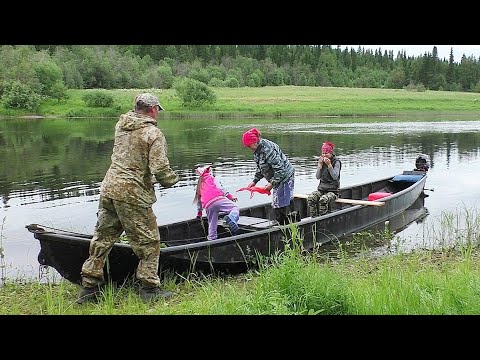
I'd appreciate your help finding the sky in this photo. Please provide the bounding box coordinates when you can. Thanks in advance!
[340,45,480,62]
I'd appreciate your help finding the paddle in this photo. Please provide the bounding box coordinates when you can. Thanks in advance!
[293,193,385,206]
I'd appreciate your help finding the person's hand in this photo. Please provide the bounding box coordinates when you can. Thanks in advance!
[246,182,256,189]
[324,157,331,167]
[231,197,238,202]
[265,183,273,192]
[196,211,202,219]
[318,157,324,166]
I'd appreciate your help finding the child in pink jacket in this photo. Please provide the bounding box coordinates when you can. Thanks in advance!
[194,165,240,240]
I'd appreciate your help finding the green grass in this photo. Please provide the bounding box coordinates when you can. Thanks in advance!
[2,246,480,315]
[2,208,480,315]
[1,86,480,118]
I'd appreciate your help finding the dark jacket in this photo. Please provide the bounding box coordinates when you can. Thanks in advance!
[316,156,341,192]
[252,138,295,187]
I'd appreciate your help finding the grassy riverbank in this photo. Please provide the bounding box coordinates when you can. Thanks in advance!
[1,86,480,119]
[2,215,480,315]
[2,245,480,315]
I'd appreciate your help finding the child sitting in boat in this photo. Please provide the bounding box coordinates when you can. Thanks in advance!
[194,165,239,240]
[307,141,342,217]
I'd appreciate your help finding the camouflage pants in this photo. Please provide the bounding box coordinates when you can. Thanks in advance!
[307,191,338,217]
[80,196,161,289]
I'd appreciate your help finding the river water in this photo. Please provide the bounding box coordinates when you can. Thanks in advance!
[2,115,480,281]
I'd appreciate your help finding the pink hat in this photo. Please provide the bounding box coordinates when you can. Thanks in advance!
[242,128,260,147]
[321,141,335,154]
[195,165,212,177]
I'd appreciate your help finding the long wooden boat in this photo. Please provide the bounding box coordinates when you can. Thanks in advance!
[26,170,427,285]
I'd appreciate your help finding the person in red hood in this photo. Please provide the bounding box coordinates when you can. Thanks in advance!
[194,165,239,240]
[77,93,179,304]
[307,141,342,217]
[242,128,296,225]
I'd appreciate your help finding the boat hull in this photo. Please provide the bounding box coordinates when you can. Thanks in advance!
[28,172,427,285]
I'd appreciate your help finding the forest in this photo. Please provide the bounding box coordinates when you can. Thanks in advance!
[0,45,479,110]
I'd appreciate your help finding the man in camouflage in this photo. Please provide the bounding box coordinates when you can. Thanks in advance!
[77,93,179,304]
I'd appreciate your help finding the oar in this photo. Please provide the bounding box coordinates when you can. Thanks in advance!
[335,198,385,206]
[293,193,385,206]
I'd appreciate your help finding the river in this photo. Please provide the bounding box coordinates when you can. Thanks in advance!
[1,115,480,282]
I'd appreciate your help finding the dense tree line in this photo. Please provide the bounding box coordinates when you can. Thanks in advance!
[1,45,479,108]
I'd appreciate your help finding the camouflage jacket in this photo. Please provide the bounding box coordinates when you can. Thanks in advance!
[252,138,295,187]
[101,111,179,207]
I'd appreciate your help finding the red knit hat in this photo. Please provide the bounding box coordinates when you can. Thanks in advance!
[321,141,335,154]
[242,128,260,147]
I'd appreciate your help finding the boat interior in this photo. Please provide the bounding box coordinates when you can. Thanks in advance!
[161,171,426,245]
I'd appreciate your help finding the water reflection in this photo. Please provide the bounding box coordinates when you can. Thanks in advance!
[317,193,430,260]
[1,116,480,280]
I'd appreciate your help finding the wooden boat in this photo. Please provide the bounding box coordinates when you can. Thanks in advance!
[26,170,427,285]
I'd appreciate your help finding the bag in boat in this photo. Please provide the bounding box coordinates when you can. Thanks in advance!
[391,174,423,183]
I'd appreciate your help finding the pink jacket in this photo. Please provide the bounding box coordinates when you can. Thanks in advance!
[196,168,234,210]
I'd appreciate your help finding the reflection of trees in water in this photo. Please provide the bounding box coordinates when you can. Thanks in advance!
[0,119,113,204]
[273,130,480,172]
[2,118,480,205]
[317,194,429,259]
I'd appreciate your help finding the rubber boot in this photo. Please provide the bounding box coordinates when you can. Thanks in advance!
[140,287,174,302]
[224,211,239,234]
[275,207,289,225]
[76,285,103,304]
[287,199,301,222]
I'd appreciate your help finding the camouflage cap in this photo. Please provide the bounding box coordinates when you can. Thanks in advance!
[135,93,164,111]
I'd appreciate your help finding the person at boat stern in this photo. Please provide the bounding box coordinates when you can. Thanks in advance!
[307,141,342,217]
[194,165,239,240]
[77,93,179,305]
[242,128,296,225]
[414,154,430,172]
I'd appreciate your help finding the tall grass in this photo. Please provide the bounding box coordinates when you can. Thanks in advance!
[405,203,480,252]
[2,207,480,314]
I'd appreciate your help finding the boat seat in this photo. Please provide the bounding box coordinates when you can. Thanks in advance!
[237,216,276,229]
